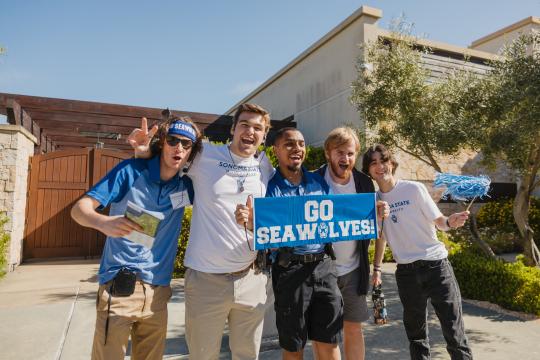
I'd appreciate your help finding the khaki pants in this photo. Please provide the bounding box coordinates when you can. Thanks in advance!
[185,267,269,360]
[91,281,172,360]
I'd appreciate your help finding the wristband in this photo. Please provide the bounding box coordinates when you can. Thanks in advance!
[373,268,382,273]
[446,217,452,229]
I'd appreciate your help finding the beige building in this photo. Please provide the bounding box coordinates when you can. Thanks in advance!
[470,16,540,54]
[226,5,538,194]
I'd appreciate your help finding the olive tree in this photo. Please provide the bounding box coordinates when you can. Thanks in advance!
[463,32,540,266]
[350,29,496,258]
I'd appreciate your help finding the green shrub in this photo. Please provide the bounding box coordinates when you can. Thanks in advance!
[303,146,326,171]
[446,222,521,254]
[450,247,540,315]
[477,197,540,246]
[479,228,520,254]
[173,207,192,278]
[0,212,10,278]
[368,240,394,263]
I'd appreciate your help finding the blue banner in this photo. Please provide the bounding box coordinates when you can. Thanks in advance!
[253,193,378,250]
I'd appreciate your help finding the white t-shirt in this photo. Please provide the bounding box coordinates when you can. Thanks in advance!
[184,143,274,273]
[324,168,360,276]
[377,180,447,264]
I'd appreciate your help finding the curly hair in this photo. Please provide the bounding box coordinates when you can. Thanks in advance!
[150,115,203,163]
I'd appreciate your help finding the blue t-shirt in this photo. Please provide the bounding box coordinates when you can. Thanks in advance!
[86,156,193,285]
[266,167,330,254]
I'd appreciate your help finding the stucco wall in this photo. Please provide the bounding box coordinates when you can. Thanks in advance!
[0,125,36,271]
[229,10,382,146]
[471,22,539,54]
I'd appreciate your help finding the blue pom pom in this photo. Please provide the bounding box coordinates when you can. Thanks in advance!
[434,173,491,201]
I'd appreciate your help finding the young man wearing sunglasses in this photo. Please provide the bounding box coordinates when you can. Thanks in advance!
[129,103,274,360]
[72,116,200,360]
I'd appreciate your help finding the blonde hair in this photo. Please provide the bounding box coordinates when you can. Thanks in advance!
[324,127,360,153]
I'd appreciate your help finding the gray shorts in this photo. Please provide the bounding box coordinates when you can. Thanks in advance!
[337,266,370,323]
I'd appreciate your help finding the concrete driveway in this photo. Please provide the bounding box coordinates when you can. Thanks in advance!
[0,259,538,359]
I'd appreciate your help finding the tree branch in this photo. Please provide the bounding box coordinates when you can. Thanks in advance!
[526,141,540,196]
[393,143,438,170]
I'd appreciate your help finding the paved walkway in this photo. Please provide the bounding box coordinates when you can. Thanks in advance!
[0,259,539,359]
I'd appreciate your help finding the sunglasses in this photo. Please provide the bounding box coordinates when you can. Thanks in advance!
[165,135,193,149]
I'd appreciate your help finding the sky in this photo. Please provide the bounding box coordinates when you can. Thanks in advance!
[1,0,538,117]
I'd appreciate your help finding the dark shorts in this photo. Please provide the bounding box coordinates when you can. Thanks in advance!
[272,256,343,352]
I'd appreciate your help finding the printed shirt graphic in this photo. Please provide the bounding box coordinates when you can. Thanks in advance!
[184,143,275,273]
[377,180,447,264]
[86,156,194,285]
[266,167,329,255]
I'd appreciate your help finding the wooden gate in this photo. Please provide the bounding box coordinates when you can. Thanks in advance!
[24,149,131,259]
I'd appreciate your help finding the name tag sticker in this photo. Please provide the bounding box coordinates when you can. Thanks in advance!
[170,190,190,210]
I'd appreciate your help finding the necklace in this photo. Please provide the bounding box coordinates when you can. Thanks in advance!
[228,145,254,193]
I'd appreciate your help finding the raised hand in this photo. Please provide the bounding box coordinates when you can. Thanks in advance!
[448,211,470,229]
[127,117,158,158]
[235,195,254,230]
[377,200,390,219]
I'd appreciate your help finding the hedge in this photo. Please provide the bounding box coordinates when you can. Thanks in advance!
[0,212,9,278]
[449,248,540,315]
[368,240,394,263]
[476,197,540,247]
[173,207,191,278]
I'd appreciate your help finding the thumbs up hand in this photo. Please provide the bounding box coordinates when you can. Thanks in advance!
[235,195,254,230]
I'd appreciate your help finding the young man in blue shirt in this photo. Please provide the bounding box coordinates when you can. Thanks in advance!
[129,104,274,359]
[237,127,342,360]
[71,116,201,360]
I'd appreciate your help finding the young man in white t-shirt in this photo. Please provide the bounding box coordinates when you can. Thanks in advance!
[315,127,388,360]
[363,144,473,360]
[129,104,274,360]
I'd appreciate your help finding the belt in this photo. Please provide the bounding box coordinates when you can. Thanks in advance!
[224,262,256,276]
[290,252,327,264]
[397,258,447,269]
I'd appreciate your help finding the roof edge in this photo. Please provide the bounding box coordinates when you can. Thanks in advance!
[470,16,540,48]
[378,29,501,62]
[225,6,382,114]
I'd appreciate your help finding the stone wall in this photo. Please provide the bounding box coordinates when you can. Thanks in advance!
[0,125,36,271]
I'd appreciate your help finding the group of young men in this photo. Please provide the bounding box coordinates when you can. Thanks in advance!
[71,102,473,360]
